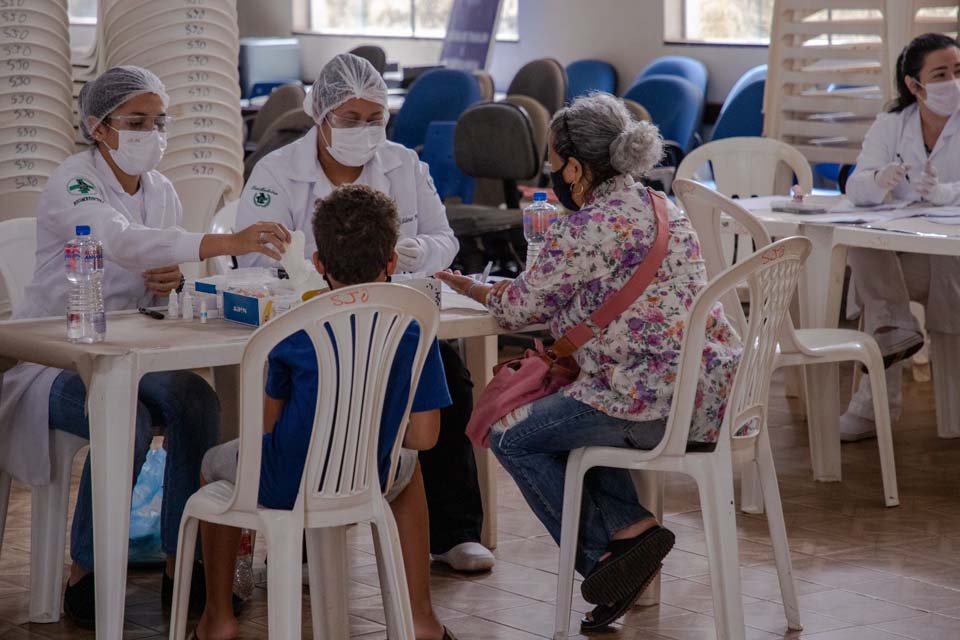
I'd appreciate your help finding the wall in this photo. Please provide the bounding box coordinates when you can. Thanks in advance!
[256,0,768,103]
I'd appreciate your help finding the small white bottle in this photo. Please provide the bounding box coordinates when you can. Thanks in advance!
[199,298,208,324]
[167,293,179,320]
[181,290,194,321]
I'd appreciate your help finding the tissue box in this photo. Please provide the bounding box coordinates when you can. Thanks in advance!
[223,290,299,327]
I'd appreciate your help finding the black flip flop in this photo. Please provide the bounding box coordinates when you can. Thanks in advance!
[580,525,675,606]
[580,564,662,633]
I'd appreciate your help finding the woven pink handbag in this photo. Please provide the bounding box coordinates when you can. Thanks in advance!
[466,188,671,447]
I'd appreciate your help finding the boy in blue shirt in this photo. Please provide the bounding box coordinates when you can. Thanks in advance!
[194,185,455,640]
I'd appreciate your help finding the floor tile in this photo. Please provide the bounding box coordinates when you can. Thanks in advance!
[796,589,924,625]
[845,576,960,612]
[875,613,960,640]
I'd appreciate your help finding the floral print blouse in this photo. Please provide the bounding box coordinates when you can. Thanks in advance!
[486,174,742,443]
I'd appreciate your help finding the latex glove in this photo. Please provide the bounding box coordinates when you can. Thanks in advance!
[873,162,908,191]
[395,237,426,272]
[916,160,949,205]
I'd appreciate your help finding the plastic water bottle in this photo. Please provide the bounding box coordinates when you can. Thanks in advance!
[65,225,105,343]
[233,529,255,601]
[522,192,559,267]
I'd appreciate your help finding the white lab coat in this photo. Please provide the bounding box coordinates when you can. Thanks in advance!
[236,127,459,272]
[847,103,960,205]
[0,149,204,485]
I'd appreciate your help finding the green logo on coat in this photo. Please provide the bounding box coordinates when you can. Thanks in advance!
[67,177,98,196]
[252,187,272,208]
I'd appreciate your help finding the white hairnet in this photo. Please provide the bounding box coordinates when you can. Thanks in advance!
[302,53,388,123]
[78,66,169,142]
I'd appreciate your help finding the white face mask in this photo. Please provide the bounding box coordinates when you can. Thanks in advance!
[108,128,166,175]
[323,122,386,167]
[917,78,960,117]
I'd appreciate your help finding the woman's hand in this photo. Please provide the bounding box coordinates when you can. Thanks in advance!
[489,279,512,299]
[231,221,292,261]
[434,270,492,305]
[143,265,182,295]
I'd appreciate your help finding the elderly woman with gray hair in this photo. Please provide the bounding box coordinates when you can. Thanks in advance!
[437,93,741,630]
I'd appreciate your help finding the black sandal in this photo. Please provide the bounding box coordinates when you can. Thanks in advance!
[580,524,675,605]
[580,564,662,633]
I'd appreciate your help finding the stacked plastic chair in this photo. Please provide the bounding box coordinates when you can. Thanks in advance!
[0,0,76,221]
[102,0,244,252]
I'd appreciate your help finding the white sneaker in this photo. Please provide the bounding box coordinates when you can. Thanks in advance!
[432,542,495,572]
[840,412,877,442]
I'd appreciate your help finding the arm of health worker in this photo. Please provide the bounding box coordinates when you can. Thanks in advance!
[407,157,459,273]
[42,171,290,270]
[846,113,905,206]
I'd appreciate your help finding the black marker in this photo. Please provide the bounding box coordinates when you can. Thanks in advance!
[896,154,910,182]
[139,307,165,320]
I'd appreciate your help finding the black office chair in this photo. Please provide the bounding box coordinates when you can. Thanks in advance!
[349,45,387,75]
[447,102,540,274]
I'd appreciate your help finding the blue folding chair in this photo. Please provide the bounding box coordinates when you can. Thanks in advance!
[636,55,708,98]
[623,74,703,152]
[711,65,767,140]
[420,122,474,203]
[565,59,618,102]
[390,69,481,151]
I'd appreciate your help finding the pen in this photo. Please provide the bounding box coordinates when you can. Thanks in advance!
[139,307,165,320]
[896,153,910,182]
[480,261,493,284]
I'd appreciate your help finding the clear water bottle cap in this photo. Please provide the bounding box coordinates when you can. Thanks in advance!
[533,192,547,202]
[75,225,91,236]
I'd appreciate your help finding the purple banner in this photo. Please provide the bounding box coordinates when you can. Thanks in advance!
[439,0,503,71]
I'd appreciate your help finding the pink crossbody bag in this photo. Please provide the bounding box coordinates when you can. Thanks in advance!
[466,188,671,448]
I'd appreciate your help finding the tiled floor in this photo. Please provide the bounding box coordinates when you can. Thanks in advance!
[1,364,959,639]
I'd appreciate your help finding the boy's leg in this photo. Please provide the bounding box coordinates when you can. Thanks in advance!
[389,457,446,640]
[195,519,242,640]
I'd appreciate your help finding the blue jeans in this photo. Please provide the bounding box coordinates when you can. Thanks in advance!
[49,370,220,571]
[489,393,665,576]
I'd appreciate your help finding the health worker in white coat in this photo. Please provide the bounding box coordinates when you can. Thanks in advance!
[842,33,960,441]
[236,53,496,574]
[235,53,458,273]
[0,66,289,629]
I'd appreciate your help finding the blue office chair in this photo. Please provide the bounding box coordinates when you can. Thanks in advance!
[420,122,474,203]
[623,74,703,152]
[636,55,708,98]
[390,69,481,151]
[565,59,618,102]
[711,65,767,140]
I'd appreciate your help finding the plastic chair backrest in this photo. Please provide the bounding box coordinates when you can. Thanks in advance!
[420,121,474,203]
[623,75,703,152]
[454,102,540,181]
[0,217,37,310]
[676,137,813,198]
[228,283,439,514]
[622,99,651,122]
[350,45,387,75]
[565,59,617,102]
[506,58,568,116]
[501,94,550,162]
[654,234,811,458]
[637,55,708,97]
[390,69,480,151]
[712,74,766,140]
[249,84,307,144]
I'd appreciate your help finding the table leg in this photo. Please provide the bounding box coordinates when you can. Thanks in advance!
[212,365,241,442]
[463,335,498,550]
[86,355,139,640]
[797,227,848,482]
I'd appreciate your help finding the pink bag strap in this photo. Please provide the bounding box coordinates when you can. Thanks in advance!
[552,187,670,358]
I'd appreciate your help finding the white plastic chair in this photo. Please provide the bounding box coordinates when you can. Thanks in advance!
[553,236,811,640]
[207,199,239,275]
[169,283,439,639]
[674,179,898,509]
[0,216,88,623]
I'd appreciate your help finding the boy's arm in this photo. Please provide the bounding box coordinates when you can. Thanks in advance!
[401,409,441,450]
[263,395,285,434]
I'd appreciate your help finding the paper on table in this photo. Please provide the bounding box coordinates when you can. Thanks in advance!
[440,288,488,312]
[828,198,911,214]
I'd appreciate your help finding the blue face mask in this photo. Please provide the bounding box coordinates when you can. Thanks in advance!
[550,158,580,211]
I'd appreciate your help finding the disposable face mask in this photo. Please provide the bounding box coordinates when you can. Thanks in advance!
[323,121,386,167]
[550,159,581,211]
[108,128,166,175]
[917,78,960,117]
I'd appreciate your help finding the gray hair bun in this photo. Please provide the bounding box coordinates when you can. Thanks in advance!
[610,119,664,176]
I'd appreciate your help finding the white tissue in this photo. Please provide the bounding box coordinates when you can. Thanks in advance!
[281,230,327,298]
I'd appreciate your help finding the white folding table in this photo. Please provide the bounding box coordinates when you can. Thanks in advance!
[735,196,960,483]
[0,292,519,639]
